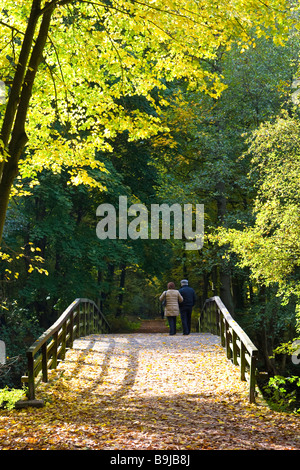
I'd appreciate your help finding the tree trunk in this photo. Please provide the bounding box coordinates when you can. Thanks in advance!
[216,181,234,315]
[232,275,245,310]
[0,0,41,152]
[261,327,277,376]
[116,264,126,317]
[0,1,55,244]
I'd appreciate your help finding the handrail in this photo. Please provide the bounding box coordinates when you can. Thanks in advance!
[199,296,258,403]
[22,298,110,401]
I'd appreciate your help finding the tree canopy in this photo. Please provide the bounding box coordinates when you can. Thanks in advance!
[1,0,300,411]
[0,0,296,241]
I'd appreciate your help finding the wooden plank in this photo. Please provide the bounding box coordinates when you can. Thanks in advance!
[249,352,258,403]
[220,314,225,347]
[27,352,35,400]
[41,343,48,383]
[245,351,251,367]
[69,311,74,347]
[232,330,238,365]
[240,342,246,381]
[47,357,54,369]
[225,323,231,359]
[52,331,58,369]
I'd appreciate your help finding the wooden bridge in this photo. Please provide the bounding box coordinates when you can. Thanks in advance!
[21,296,258,404]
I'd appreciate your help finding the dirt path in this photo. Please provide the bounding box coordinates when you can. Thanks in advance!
[136,318,169,333]
[0,332,299,450]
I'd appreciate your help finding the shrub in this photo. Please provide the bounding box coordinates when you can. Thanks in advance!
[0,386,26,410]
[263,375,300,413]
[0,301,43,388]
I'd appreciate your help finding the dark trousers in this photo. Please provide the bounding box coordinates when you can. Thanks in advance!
[167,316,177,335]
[180,307,193,335]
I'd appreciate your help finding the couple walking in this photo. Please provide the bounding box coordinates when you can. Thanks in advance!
[159,280,196,336]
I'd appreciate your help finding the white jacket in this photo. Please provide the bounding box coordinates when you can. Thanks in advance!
[159,289,183,317]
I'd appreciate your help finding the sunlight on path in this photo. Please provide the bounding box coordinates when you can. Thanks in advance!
[69,332,239,400]
[48,332,299,450]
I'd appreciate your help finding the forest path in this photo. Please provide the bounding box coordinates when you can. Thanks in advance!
[0,332,299,450]
[136,317,169,333]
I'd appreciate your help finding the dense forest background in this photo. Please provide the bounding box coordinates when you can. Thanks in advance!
[0,1,299,412]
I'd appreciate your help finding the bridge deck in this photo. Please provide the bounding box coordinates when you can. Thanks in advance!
[0,332,299,450]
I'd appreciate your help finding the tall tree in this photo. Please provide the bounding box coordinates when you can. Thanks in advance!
[149,33,297,312]
[0,0,294,242]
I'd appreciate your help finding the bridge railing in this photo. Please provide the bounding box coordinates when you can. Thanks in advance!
[199,296,258,403]
[22,298,110,401]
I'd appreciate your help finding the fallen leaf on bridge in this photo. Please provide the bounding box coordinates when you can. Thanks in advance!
[0,333,299,450]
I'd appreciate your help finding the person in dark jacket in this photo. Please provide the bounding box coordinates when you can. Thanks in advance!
[179,279,196,335]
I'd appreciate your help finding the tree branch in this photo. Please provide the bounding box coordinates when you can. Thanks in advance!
[0,20,25,37]
[91,4,125,90]
[9,3,56,156]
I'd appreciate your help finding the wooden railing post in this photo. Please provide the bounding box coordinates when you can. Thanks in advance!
[41,343,48,383]
[76,306,80,338]
[220,312,225,348]
[87,303,91,335]
[86,302,89,335]
[215,304,220,336]
[232,330,238,366]
[225,322,231,359]
[93,303,96,333]
[209,302,213,332]
[240,342,246,381]
[83,303,86,336]
[27,352,35,400]
[52,331,58,369]
[249,351,258,403]
[61,322,67,360]
[69,311,74,347]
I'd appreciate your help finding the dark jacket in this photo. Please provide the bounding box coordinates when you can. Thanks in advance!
[179,285,196,310]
